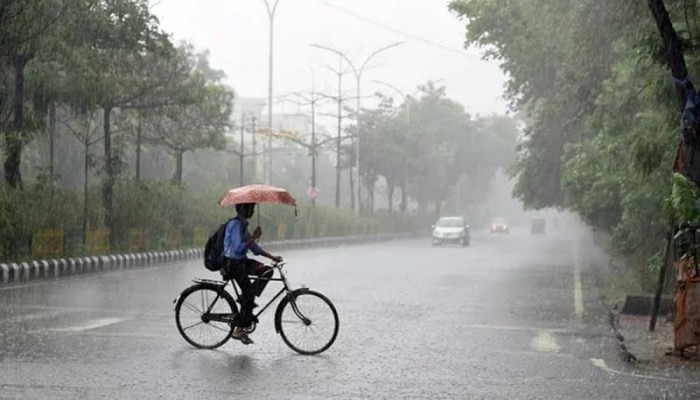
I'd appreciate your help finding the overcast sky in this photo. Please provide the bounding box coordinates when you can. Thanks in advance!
[151,0,508,119]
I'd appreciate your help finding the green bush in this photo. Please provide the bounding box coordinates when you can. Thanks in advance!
[0,179,423,262]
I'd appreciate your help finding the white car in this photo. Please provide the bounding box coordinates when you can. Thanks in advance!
[432,217,470,247]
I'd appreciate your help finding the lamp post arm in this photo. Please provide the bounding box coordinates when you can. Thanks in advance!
[357,41,405,78]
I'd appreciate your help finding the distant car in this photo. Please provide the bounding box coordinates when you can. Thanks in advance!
[432,216,470,247]
[490,217,509,234]
[531,218,546,235]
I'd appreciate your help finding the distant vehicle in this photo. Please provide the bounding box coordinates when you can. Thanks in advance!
[531,218,546,235]
[432,216,470,247]
[490,217,510,234]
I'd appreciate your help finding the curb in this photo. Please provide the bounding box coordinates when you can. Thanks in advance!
[606,306,638,364]
[0,249,204,286]
[0,232,425,286]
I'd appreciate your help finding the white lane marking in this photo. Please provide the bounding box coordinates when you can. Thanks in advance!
[531,330,560,353]
[0,309,75,325]
[463,324,571,333]
[490,348,573,359]
[47,317,127,332]
[573,243,583,320]
[590,358,683,383]
[1,304,170,318]
[591,358,609,371]
[74,331,169,339]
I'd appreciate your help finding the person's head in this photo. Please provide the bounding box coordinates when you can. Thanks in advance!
[235,203,256,219]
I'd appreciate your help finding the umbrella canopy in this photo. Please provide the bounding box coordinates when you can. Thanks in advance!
[218,184,297,208]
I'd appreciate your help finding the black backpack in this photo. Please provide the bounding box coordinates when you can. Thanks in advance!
[203,218,234,271]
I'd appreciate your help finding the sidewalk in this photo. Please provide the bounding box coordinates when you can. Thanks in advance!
[614,311,700,378]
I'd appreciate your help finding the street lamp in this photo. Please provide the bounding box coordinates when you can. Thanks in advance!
[263,0,281,184]
[311,41,404,214]
[372,79,444,124]
[372,80,412,124]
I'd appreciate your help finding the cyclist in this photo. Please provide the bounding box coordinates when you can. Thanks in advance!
[221,202,283,344]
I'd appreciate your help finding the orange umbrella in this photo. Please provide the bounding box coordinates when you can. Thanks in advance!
[218,184,297,208]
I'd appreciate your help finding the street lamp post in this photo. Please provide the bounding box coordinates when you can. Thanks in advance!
[311,41,404,214]
[240,113,246,186]
[251,115,257,181]
[373,79,444,125]
[372,80,411,124]
[323,56,352,209]
[264,0,281,184]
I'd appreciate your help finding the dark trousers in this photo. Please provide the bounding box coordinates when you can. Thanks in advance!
[223,258,273,327]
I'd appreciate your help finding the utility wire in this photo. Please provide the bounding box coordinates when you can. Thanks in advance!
[316,0,481,60]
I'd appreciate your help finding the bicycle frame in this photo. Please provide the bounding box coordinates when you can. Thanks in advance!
[197,261,311,325]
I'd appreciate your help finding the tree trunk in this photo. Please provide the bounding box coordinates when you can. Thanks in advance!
[387,179,395,214]
[349,167,355,211]
[83,138,90,247]
[647,0,700,187]
[49,102,56,180]
[4,55,27,188]
[135,113,142,182]
[367,178,375,213]
[172,150,184,185]
[399,176,407,213]
[648,0,689,97]
[102,106,113,230]
[335,158,341,208]
[418,197,427,214]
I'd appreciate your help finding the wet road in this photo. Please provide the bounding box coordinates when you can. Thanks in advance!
[1,228,699,399]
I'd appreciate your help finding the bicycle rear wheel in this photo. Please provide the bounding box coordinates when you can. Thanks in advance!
[175,284,236,349]
[277,290,339,355]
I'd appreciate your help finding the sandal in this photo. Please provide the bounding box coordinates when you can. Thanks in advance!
[231,328,254,345]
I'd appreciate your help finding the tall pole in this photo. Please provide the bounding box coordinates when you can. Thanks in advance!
[324,56,352,209]
[650,219,675,331]
[264,0,281,185]
[335,56,343,208]
[311,72,317,207]
[310,41,404,214]
[251,116,257,182]
[239,114,245,187]
[355,74,362,213]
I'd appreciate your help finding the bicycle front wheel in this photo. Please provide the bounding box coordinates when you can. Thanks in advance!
[175,284,235,349]
[277,290,339,355]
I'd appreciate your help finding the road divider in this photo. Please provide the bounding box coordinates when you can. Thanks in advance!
[0,232,425,286]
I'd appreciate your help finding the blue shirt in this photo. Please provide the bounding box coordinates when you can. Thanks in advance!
[223,217,263,260]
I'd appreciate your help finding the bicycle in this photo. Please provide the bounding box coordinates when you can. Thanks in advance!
[173,260,339,355]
